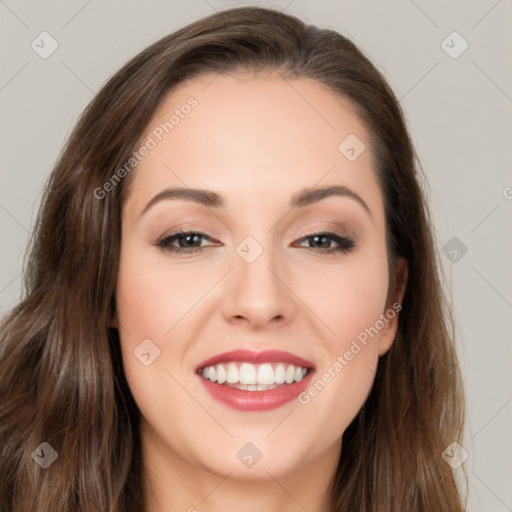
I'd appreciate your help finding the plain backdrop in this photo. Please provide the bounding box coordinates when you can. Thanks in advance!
[1,1,511,510]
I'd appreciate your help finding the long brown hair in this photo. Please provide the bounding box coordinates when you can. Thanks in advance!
[0,6,467,511]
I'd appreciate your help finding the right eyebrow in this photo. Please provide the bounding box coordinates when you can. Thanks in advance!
[140,188,223,218]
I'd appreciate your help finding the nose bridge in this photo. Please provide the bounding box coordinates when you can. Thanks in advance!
[222,234,293,327]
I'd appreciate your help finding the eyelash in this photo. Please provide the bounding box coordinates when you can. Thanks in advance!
[156,229,355,256]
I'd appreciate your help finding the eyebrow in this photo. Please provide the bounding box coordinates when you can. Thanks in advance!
[139,185,371,218]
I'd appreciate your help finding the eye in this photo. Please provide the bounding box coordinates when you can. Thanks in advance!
[156,229,219,255]
[155,229,355,256]
[294,231,355,255]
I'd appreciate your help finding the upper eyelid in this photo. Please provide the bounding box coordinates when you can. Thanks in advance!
[158,228,352,245]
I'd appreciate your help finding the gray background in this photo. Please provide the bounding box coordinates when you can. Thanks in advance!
[1,1,511,510]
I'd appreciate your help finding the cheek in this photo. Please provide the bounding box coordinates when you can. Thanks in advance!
[115,240,216,338]
[114,240,226,414]
[303,251,389,344]
[294,253,388,428]
[115,242,189,403]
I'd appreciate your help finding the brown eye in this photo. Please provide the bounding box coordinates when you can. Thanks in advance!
[295,232,355,254]
[157,230,217,254]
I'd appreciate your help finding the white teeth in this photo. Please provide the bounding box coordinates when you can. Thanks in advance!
[216,363,226,384]
[285,365,295,384]
[224,383,279,391]
[199,361,310,388]
[226,363,238,384]
[239,363,257,385]
[257,363,274,385]
[274,363,286,384]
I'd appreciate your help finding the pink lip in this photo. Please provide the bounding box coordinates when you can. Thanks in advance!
[195,349,316,412]
[195,349,316,372]
[197,372,314,411]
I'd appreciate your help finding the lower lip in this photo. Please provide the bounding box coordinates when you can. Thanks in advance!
[197,371,315,411]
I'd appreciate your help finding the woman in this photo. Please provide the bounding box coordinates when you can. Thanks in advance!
[0,6,467,511]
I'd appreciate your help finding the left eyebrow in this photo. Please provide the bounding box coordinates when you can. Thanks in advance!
[290,185,372,218]
[139,184,372,219]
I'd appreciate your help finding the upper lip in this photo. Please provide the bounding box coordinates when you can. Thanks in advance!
[195,349,316,372]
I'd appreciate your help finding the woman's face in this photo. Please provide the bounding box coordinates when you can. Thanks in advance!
[115,72,403,483]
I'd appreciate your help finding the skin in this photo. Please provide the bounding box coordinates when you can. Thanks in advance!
[114,71,407,512]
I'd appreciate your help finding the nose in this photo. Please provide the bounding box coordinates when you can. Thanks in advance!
[221,242,295,330]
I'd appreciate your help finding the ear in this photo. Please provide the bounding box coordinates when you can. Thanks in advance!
[378,258,408,356]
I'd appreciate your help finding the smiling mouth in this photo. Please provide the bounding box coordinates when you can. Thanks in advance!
[197,361,312,391]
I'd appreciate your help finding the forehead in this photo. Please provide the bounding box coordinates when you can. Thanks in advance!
[122,71,384,225]
[161,70,369,144]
